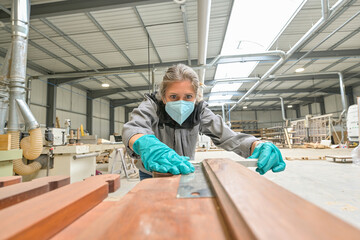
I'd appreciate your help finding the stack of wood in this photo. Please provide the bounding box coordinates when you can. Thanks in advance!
[96,150,113,164]
[0,174,120,239]
[302,142,330,149]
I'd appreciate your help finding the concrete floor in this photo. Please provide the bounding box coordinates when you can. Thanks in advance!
[98,148,360,230]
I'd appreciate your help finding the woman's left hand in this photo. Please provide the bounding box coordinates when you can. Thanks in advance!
[248,142,286,175]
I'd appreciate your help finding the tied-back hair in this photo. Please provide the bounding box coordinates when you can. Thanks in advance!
[156,64,203,103]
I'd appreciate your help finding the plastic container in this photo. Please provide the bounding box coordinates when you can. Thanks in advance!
[351,146,360,166]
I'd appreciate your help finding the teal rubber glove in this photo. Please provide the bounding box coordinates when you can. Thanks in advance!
[248,142,286,175]
[133,135,195,175]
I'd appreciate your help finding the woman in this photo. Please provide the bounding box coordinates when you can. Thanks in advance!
[122,64,285,180]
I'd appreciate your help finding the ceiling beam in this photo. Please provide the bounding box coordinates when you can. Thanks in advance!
[0,0,170,21]
[110,99,141,107]
[203,88,340,98]
[35,49,360,79]
[88,85,150,99]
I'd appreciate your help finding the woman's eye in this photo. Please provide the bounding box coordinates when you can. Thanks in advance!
[169,95,177,100]
[186,95,193,99]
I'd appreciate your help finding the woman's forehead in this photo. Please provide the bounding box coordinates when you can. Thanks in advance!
[166,79,195,93]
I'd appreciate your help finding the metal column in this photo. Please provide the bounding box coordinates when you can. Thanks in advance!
[110,103,114,135]
[46,79,57,128]
[86,92,93,135]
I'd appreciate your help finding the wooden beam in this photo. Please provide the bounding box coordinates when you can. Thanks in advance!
[0,176,22,188]
[0,134,11,150]
[0,174,119,240]
[0,176,70,210]
[202,158,360,239]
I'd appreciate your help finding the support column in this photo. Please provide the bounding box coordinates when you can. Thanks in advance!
[308,103,312,115]
[295,104,301,118]
[124,107,131,123]
[86,92,93,135]
[46,79,57,128]
[110,101,114,135]
[319,97,326,115]
[346,86,354,106]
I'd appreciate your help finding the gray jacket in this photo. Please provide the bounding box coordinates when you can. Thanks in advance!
[122,95,258,174]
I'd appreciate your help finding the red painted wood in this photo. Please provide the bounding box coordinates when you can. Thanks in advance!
[0,176,70,210]
[0,174,119,240]
[52,176,230,240]
[0,176,22,187]
[203,158,360,240]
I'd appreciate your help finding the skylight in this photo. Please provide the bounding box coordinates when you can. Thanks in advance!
[211,0,305,100]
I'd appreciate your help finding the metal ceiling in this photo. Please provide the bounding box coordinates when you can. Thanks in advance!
[0,0,358,110]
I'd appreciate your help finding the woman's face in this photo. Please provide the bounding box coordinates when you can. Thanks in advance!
[163,79,196,103]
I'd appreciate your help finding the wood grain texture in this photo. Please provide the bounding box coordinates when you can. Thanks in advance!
[203,158,360,240]
[0,134,11,150]
[0,176,22,187]
[52,176,231,240]
[84,174,120,193]
[0,176,70,210]
[0,175,114,240]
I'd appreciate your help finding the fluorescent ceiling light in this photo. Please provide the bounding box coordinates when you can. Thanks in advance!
[101,82,110,88]
[295,67,305,73]
[214,0,304,100]
[287,105,293,108]
[243,106,248,109]
[209,95,233,101]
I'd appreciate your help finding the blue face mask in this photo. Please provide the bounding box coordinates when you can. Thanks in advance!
[165,100,195,125]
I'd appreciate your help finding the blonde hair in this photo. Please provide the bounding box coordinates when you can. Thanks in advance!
[156,64,203,102]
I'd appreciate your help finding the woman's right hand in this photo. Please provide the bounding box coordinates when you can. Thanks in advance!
[132,135,195,175]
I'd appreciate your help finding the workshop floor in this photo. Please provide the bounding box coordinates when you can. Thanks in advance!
[97,148,360,230]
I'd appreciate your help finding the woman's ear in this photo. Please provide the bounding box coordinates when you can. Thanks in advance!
[162,97,166,105]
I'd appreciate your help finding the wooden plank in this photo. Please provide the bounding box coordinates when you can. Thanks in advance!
[84,174,120,193]
[203,158,360,240]
[52,176,230,240]
[0,174,119,240]
[0,176,70,210]
[0,176,22,187]
[0,134,11,150]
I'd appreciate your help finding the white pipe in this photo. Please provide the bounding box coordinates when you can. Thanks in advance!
[16,99,39,130]
[198,0,211,86]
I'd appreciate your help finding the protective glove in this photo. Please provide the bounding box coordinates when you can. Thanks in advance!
[248,142,286,175]
[133,135,195,175]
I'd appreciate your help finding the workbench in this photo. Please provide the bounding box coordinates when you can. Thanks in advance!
[1,158,359,239]
[0,149,22,177]
[23,144,124,183]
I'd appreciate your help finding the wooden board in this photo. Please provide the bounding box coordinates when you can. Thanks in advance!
[203,158,360,240]
[0,174,119,240]
[52,176,230,240]
[0,134,11,150]
[0,176,22,187]
[0,176,70,210]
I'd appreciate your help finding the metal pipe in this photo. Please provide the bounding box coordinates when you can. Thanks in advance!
[152,68,156,93]
[198,0,212,86]
[209,50,286,66]
[228,0,351,114]
[279,97,287,122]
[222,104,225,122]
[214,77,260,84]
[15,99,39,130]
[73,152,99,160]
[26,76,32,105]
[180,4,191,66]
[338,72,347,119]
[8,0,30,132]
[321,0,330,19]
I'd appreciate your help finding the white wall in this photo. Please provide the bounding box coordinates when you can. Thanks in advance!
[353,86,360,104]
[324,94,348,118]
[114,107,125,135]
[56,85,87,132]
[29,79,47,126]
[93,98,110,139]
